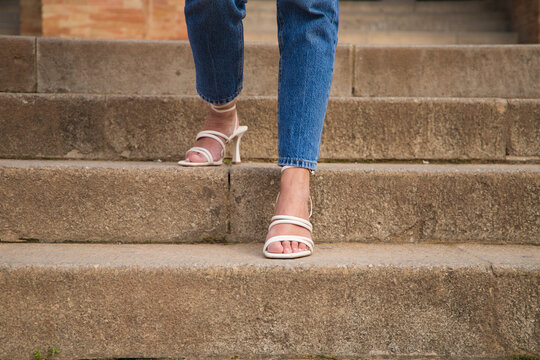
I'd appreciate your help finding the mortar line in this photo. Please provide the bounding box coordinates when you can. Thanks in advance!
[34,36,38,93]
[226,166,232,236]
[455,244,496,276]
[504,98,511,157]
[350,43,356,96]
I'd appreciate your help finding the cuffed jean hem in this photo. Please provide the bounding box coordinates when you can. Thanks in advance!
[277,158,317,173]
[197,85,243,105]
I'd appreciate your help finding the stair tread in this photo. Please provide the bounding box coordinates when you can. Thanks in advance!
[1,242,539,270]
[1,158,539,171]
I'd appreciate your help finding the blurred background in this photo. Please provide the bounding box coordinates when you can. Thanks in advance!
[0,0,538,44]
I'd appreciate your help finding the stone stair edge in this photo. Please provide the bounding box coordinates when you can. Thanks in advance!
[5,91,540,100]
[1,158,540,170]
[1,242,539,270]
[4,34,539,47]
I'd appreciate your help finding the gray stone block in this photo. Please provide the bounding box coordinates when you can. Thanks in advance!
[0,160,228,243]
[353,45,540,98]
[0,35,36,92]
[0,242,538,359]
[0,94,512,161]
[229,163,540,244]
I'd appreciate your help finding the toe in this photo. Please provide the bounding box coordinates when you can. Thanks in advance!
[267,241,284,253]
[282,241,292,254]
[298,243,308,251]
[186,152,206,163]
[291,241,299,253]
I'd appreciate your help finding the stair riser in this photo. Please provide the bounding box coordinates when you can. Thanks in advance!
[245,15,509,32]
[248,31,519,45]
[0,36,353,96]
[0,162,229,244]
[353,45,540,98]
[250,1,489,13]
[1,94,538,161]
[231,164,540,245]
[0,243,538,359]
[2,36,539,98]
[1,161,538,245]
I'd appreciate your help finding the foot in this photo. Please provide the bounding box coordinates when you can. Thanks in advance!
[184,99,238,163]
[265,167,312,254]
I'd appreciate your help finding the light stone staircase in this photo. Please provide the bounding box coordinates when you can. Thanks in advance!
[0,35,539,359]
[244,0,519,44]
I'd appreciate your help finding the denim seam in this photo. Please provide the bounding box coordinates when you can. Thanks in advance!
[278,157,318,164]
[238,12,244,94]
[197,84,243,105]
[277,158,317,171]
[276,0,284,159]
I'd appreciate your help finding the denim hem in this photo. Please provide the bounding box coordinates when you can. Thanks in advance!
[197,85,243,105]
[277,158,317,172]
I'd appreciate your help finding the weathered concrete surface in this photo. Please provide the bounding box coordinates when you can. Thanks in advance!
[0,243,538,359]
[230,163,540,245]
[0,160,228,243]
[248,30,519,45]
[2,160,537,245]
[353,45,540,98]
[506,99,540,157]
[0,94,519,161]
[36,37,352,96]
[246,13,509,32]
[36,37,197,95]
[0,35,35,92]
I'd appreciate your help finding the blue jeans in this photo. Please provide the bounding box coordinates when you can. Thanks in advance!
[184,0,339,171]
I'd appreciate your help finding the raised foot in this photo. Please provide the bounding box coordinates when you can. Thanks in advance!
[184,99,238,164]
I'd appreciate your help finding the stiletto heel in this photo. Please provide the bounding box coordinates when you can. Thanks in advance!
[178,103,248,166]
[231,131,245,164]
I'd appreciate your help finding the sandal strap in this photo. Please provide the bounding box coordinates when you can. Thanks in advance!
[196,130,228,148]
[264,235,314,252]
[269,215,313,232]
[210,103,236,113]
[185,146,213,164]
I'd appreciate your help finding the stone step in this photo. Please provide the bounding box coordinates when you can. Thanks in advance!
[244,12,510,32]
[0,242,538,359]
[250,0,490,14]
[1,94,538,161]
[246,30,519,44]
[2,36,538,98]
[0,160,538,245]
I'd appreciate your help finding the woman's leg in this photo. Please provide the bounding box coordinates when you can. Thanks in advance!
[183,0,247,163]
[266,0,339,254]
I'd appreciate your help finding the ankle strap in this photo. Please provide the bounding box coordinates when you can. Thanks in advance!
[210,103,236,113]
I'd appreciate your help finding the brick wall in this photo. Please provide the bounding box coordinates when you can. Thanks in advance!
[41,0,188,40]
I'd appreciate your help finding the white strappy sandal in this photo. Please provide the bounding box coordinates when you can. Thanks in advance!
[263,165,314,259]
[178,102,248,166]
